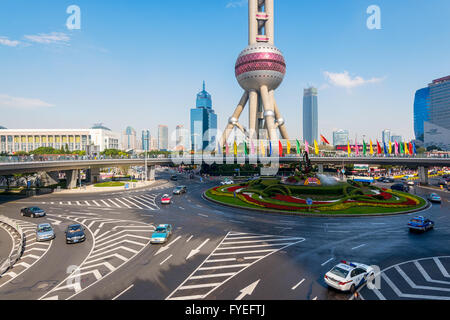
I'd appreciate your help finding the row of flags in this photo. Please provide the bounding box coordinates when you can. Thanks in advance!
[223,134,417,156]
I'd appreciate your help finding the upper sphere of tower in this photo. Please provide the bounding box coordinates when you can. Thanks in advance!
[235,43,286,92]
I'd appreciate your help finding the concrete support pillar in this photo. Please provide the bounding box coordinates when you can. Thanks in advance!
[90,168,101,184]
[38,171,59,187]
[418,166,429,185]
[147,166,156,181]
[318,164,324,174]
[65,170,79,189]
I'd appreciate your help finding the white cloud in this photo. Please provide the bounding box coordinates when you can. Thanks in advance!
[323,71,385,89]
[226,0,247,8]
[24,32,70,44]
[0,36,20,47]
[0,94,54,109]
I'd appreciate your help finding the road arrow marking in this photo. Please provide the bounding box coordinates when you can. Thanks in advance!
[186,239,210,260]
[235,280,260,300]
[155,236,181,256]
[47,218,62,226]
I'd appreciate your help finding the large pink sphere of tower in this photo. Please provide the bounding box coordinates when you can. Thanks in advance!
[235,43,286,92]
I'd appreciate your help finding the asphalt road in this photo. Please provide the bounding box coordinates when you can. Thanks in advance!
[0,170,448,300]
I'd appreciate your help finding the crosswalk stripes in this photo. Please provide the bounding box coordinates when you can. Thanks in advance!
[39,214,155,300]
[360,256,450,300]
[39,193,160,211]
[166,232,305,300]
[0,220,52,288]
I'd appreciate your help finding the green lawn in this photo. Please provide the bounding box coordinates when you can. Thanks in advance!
[94,181,126,188]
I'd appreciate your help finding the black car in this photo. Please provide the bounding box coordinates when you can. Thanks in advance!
[385,178,395,183]
[170,175,178,181]
[391,183,409,192]
[20,207,46,218]
[377,177,386,183]
[65,224,86,244]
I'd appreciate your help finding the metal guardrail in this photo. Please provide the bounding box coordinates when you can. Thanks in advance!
[0,216,24,276]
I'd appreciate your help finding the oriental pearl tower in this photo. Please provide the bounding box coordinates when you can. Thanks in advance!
[220,0,289,150]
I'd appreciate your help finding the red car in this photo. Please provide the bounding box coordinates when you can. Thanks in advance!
[161,194,172,205]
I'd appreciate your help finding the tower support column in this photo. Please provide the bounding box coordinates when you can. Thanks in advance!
[418,166,429,185]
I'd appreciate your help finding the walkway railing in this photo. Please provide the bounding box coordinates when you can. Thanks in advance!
[0,216,24,276]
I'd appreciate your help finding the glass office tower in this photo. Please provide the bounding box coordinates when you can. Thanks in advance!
[190,82,218,152]
[333,129,349,146]
[414,87,430,142]
[158,125,169,151]
[414,75,450,150]
[303,87,318,144]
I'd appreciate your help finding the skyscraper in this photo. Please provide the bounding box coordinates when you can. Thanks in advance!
[175,125,188,152]
[303,87,318,144]
[190,82,218,152]
[141,130,150,152]
[382,129,391,145]
[414,87,430,142]
[122,126,137,151]
[414,75,450,150]
[333,129,349,146]
[158,125,169,151]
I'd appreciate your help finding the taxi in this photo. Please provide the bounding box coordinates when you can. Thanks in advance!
[150,224,173,244]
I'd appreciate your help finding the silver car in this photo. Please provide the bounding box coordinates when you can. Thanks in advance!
[36,223,55,242]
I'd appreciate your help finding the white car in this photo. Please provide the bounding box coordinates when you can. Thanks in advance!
[324,261,375,293]
[221,179,234,185]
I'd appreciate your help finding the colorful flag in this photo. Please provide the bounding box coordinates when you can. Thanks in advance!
[233,141,237,156]
[250,140,255,155]
[363,140,367,156]
[260,140,265,156]
[287,140,291,155]
[279,140,283,157]
[347,141,351,156]
[399,141,404,154]
[412,142,417,155]
[370,140,374,155]
[409,142,413,155]
[296,140,301,155]
[314,140,319,155]
[225,142,229,155]
[269,141,272,156]
[389,140,392,155]
[395,141,399,155]
[377,140,382,155]
[355,140,359,156]
[320,134,330,145]
[244,141,248,155]
[305,140,309,154]
[383,142,388,155]
[404,142,409,155]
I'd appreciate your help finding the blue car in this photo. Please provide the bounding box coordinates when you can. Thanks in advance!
[408,216,434,232]
[150,224,173,244]
[428,193,442,204]
[36,223,55,242]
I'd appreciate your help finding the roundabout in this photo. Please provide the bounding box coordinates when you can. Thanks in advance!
[205,177,427,217]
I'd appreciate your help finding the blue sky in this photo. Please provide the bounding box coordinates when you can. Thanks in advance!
[1,0,449,143]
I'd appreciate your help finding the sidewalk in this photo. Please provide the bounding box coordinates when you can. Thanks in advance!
[56,180,159,194]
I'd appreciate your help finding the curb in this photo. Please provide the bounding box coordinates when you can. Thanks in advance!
[202,192,430,218]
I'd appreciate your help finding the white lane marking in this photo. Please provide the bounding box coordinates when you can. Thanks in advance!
[186,239,210,260]
[321,258,334,267]
[312,296,318,300]
[114,198,132,208]
[84,201,91,206]
[351,244,367,250]
[155,236,182,256]
[121,198,142,209]
[160,254,173,266]
[292,278,305,290]
[395,265,450,292]
[198,264,251,271]
[100,200,111,208]
[414,261,450,285]
[212,249,277,256]
[107,199,122,208]
[198,214,209,218]
[190,272,237,280]
[186,235,193,242]
[180,283,223,290]
[434,257,450,278]
[179,207,185,210]
[382,273,450,300]
[235,280,260,301]
[112,284,134,300]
